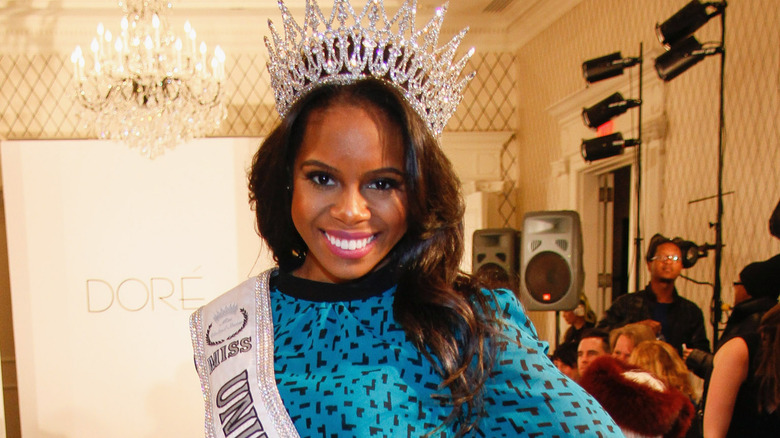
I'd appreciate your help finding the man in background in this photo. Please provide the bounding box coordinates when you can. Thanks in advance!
[598,233,710,354]
[577,328,610,377]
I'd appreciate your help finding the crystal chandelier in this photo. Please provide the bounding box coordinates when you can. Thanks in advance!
[71,0,227,159]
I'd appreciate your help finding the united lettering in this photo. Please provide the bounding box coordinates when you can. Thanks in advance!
[216,370,266,438]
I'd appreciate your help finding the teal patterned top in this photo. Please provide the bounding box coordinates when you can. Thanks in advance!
[270,267,622,437]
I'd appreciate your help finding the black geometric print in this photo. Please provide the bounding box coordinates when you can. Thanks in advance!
[270,283,622,437]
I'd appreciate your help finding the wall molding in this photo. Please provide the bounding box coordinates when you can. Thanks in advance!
[440,131,515,195]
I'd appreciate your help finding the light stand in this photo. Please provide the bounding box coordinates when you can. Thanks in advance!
[712,9,726,348]
[635,43,644,293]
[655,0,727,350]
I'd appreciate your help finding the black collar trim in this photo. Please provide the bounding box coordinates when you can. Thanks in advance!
[274,264,399,302]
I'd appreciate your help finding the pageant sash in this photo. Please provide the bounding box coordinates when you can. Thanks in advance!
[190,269,299,438]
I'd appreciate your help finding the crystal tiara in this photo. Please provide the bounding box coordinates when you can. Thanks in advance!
[265,0,476,138]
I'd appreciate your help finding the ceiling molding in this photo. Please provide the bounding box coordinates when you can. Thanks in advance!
[0,0,575,54]
[505,0,582,50]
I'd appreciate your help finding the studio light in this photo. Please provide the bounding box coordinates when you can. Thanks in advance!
[582,92,642,129]
[581,133,640,162]
[582,52,640,84]
[656,0,727,49]
[654,36,723,82]
[673,238,715,268]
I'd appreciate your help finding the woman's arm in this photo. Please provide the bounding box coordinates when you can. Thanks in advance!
[480,289,624,436]
[703,337,749,438]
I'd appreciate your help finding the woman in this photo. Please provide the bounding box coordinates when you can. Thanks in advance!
[190,1,622,436]
[704,303,780,437]
[630,340,696,403]
[580,355,694,438]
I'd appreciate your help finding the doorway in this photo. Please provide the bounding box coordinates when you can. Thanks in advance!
[596,165,633,312]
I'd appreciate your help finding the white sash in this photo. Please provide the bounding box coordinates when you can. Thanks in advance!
[190,269,299,438]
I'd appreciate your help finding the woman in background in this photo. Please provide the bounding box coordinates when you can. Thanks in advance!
[630,340,697,403]
[580,354,694,438]
[704,303,780,437]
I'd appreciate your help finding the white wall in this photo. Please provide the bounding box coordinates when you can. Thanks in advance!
[1,138,273,437]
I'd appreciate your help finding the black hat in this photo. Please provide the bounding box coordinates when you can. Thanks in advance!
[645,233,680,262]
[739,254,780,300]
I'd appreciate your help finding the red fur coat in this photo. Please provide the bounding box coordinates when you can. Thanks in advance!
[579,356,694,438]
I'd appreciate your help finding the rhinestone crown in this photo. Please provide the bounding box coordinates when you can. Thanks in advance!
[265,0,475,137]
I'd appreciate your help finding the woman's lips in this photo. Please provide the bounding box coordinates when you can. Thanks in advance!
[323,231,377,258]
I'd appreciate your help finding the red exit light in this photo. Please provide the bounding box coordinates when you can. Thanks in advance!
[597,120,615,137]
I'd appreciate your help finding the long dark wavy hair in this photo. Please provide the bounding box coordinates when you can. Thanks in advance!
[248,78,501,435]
[756,303,780,413]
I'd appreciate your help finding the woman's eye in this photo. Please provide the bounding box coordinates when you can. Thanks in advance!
[307,172,335,187]
[368,178,401,191]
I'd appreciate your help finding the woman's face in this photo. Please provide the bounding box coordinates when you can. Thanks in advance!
[290,102,408,283]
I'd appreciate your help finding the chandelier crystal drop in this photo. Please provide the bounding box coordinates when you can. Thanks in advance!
[71,0,227,159]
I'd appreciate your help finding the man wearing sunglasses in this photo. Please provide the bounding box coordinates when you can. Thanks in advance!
[597,233,710,355]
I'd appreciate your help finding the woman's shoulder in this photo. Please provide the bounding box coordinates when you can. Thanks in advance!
[480,287,539,338]
[713,336,750,377]
[716,336,749,358]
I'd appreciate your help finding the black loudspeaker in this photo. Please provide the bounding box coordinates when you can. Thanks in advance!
[520,211,583,311]
[472,228,521,290]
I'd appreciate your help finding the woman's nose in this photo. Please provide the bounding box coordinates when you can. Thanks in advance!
[332,186,370,223]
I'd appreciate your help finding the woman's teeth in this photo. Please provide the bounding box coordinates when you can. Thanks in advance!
[326,234,374,250]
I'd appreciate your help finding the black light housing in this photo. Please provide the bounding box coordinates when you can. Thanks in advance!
[656,0,727,49]
[582,92,642,129]
[582,52,641,84]
[654,36,723,82]
[672,238,716,268]
[581,133,640,162]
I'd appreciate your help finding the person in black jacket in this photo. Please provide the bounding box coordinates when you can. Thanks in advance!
[597,233,710,354]
[684,254,780,379]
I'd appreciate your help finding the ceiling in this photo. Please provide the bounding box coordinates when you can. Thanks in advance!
[0,0,581,54]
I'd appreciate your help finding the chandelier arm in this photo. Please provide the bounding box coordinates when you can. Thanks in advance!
[71,0,227,158]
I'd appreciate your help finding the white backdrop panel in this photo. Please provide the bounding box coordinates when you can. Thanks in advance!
[1,138,273,438]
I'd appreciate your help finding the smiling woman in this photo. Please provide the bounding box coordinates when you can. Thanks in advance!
[188,1,623,437]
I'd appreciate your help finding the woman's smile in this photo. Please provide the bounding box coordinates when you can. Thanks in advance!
[323,231,376,257]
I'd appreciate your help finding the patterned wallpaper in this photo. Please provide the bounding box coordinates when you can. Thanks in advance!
[0,51,516,138]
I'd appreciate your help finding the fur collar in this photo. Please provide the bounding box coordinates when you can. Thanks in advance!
[579,356,694,438]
